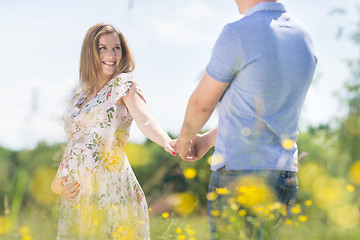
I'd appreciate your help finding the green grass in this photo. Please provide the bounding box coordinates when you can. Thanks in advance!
[150,214,209,239]
[1,206,360,240]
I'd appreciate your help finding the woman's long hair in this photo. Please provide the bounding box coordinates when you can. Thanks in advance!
[79,23,135,96]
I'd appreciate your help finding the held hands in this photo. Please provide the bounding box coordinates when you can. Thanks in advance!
[172,134,211,161]
[163,140,177,156]
[51,177,81,202]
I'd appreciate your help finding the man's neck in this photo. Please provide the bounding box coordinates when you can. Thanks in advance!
[237,0,277,14]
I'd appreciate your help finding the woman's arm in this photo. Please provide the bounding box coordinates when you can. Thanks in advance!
[121,85,175,155]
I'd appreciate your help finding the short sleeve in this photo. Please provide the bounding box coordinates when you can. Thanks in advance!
[206,24,244,83]
[111,73,146,105]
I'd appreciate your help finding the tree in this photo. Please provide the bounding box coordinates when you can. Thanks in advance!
[337,8,360,165]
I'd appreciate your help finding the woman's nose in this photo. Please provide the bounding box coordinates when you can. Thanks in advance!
[105,50,116,58]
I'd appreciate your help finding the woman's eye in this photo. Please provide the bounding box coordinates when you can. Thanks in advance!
[114,46,121,50]
[99,47,106,50]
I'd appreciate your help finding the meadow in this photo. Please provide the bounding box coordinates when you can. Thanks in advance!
[1,121,360,240]
[1,12,360,239]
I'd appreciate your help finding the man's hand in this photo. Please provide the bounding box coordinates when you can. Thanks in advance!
[173,138,198,161]
[174,128,217,161]
[188,133,212,161]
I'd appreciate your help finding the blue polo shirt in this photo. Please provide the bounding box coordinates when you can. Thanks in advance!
[206,2,317,171]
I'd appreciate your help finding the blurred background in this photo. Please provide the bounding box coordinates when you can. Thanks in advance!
[1,0,360,239]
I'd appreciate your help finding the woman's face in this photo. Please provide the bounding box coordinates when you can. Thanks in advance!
[98,32,122,79]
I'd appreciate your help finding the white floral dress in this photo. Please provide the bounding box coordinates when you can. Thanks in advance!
[56,73,150,240]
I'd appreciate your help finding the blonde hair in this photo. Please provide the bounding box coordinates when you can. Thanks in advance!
[79,23,135,96]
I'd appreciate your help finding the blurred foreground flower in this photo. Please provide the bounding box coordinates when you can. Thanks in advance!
[329,204,359,229]
[348,160,360,186]
[0,216,12,234]
[112,224,136,240]
[235,175,277,210]
[126,143,150,167]
[168,192,199,215]
[298,162,326,192]
[206,192,218,201]
[282,139,295,150]
[78,204,102,237]
[291,204,302,214]
[312,175,353,210]
[208,154,224,166]
[216,188,229,195]
[298,215,308,222]
[183,168,197,179]
[29,167,58,205]
[19,226,32,240]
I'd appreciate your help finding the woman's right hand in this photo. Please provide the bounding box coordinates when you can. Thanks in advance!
[51,177,81,202]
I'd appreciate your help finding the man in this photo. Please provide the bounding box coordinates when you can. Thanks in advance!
[174,0,317,239]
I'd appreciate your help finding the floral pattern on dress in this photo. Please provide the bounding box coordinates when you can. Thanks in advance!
[56,73,150,240]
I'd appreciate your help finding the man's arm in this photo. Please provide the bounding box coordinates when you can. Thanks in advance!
[175,72,229,160]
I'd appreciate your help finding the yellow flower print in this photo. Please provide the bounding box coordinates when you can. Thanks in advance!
[99,147,125,172]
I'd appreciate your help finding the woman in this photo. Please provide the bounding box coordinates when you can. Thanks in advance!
[51,23,175,239]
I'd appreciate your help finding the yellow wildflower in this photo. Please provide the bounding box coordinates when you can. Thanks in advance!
[206,192,218,201]
[239,209,247,216]
[230,203,239,211]
[216,188,229,195]
[183,168,197,179]
[298,215,308,222]
[0,216,12,234]
[285,219,292,225]
[346,184,355,192]
[349,161,360,186]
[19,226,30,236]
[178,234,186,240]
[291,204,301,214]
[234,175,276,209]
[170,192,198,215]
[210,210,221,217]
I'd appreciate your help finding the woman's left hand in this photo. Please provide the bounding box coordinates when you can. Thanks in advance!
[51,177,81,202]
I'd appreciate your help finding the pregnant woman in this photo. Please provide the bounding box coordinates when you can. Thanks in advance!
[51,23,175,239]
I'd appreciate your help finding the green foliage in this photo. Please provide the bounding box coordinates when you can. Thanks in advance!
[131,137,213,208]
[0,142,64,221]
[298,125,351,177]
[337,9,360,164]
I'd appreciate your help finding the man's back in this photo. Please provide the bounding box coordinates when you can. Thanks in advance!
[206,2,317,171]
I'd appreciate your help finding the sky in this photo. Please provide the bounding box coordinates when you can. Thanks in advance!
[0,0,359,150]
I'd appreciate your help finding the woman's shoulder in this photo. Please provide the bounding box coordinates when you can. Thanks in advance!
[113,72,134,83]
[69,88,83,101]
